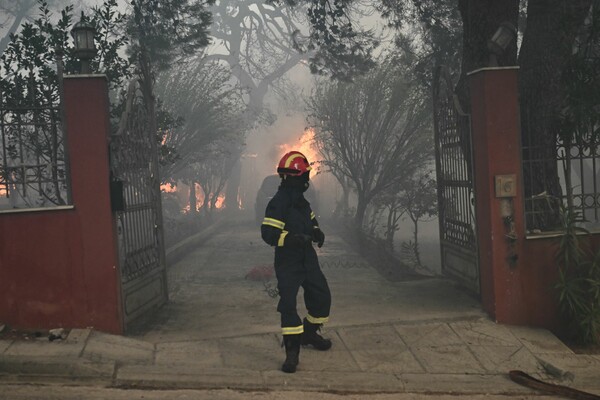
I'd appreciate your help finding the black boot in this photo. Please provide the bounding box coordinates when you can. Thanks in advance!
[281,334,301,373]
[301,318,332,351]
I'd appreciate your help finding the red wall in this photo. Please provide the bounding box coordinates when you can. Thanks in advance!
[0,76,123,334]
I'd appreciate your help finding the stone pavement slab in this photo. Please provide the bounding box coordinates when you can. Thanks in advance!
[337,325,423,373]
[450,319,521,347]
[83,331,154,364]
[468,345,539,374]
[508,325,574,354]
[155,340,223,367]
[410,344,485,374]
[219,334,281,370]
[394,322,463,347]
[298,336,360,372]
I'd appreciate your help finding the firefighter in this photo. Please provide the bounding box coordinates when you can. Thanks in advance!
[261,150,332,373]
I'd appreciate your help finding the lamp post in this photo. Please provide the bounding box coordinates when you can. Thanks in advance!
[487,22,517,67]
[71,14,97,74]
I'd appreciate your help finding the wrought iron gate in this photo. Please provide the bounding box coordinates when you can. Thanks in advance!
[111,81,168,328]
[433,66,480,295]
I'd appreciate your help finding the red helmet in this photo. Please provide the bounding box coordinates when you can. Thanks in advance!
[277,151,312,176]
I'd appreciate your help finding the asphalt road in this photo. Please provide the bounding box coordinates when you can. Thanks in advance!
[0,384,553,400]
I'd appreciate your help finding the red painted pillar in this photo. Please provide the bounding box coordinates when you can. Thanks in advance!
[63,75,123,334]
[469,67,527,324]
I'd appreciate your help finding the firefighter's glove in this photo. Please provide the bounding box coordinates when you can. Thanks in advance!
[285,233,312,248]
[312,228,325,248]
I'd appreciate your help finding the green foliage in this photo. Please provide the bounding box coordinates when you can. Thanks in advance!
[0,1,74,106]
[90,0,132,93]
[555,4,600,146]
[128,0,214,74]
[156,99,184,168]
[398,172,438,223]
[378,0,462,86]
[303,0,377,80]
[400,240,419,267]
[379,171,437,264]
[271,0,377,80]
[0,0,130,107]
[555,204,600,345]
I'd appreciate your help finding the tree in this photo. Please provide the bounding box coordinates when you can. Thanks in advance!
[379,0,463,86]
[207,0,317,209]
[274,0,377,80]
[397,173,437,267]
[126,0,214,184]
[0,1,128,207]
[155,59,245,213]
[308,59,432,227]
[208,0,309,120]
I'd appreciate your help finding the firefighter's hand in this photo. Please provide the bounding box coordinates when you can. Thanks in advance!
[285,233,312,247]
[312,228,325,248]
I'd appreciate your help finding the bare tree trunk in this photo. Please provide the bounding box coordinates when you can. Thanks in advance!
[410,214,422,267]
[355,194,368,228]
[225,159,241,211]
[188,181,197,213]
[333,179,350,218]
[385,207,396,251]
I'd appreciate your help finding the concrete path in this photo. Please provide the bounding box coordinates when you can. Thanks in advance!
[1,218,599,396]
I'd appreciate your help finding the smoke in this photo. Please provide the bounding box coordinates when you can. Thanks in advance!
[241,113,312,207]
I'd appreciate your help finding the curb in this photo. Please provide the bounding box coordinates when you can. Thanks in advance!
[0,356,115,385]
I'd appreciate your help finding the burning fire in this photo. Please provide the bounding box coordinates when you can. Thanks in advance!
[165,181,229,212]
[161,183,177,193]
[279,128,320,167]
[214,194,225,209]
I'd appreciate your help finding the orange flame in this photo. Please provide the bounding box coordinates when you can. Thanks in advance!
[214,194,226,209]
[162,182,230,212]
[161,183,177,193]
[279,128,319,168]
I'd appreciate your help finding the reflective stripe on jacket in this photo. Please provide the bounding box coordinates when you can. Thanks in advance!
[261,187,319,248]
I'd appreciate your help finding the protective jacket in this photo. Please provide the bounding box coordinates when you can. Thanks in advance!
[261,185,331,335]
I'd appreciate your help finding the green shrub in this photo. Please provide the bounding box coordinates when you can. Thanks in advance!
[555,205,600,345]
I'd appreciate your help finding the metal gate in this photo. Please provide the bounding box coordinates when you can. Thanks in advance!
[433,66,480,295]
[111,81,168,328]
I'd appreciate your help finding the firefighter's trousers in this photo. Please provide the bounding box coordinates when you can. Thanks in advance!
[274,244,331,335]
